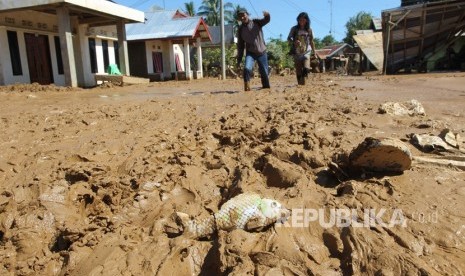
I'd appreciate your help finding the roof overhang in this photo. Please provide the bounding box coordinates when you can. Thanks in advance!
[353,32,384,70]
[127,16,212,44]
[315,49,331,59]
[0,0,145,26]
[193,18,212,42]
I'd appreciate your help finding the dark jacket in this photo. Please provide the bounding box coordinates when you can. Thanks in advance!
[236,14,271,64]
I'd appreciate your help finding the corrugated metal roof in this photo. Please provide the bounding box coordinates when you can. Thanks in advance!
[353,32,384,70]
[315,49,332,59]
[126,10,211,42]
[356,30,374,35]
[371,18,382,31]
[205,25,235,45]
[315,43,352,59]
[0,0,144,23]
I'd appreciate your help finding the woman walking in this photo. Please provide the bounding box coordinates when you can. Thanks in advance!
[287,12,317,85]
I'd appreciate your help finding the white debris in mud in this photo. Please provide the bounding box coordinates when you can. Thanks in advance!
[171,193,290,239]
[379,99,425,116]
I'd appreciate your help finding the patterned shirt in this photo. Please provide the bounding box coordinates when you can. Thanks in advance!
[288,26,314,55]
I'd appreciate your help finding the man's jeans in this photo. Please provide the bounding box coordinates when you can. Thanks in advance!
[243,51,270,88]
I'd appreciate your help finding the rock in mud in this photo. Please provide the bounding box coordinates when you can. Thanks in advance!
[439,129,462,149]
[349,137,412,173]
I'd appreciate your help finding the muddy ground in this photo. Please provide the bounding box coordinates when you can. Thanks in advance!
[0,72,464,275]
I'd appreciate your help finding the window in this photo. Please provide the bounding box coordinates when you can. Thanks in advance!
[7,31,22,75]
[54,36,64,75]
[113,41,120,69]
[88,38,97,73]
[102,40,109,71]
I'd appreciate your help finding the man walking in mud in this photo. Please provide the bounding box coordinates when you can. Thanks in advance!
[236,8,271,91]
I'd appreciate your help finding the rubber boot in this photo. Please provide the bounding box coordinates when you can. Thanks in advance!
[303,67,310,78]
[297,75,305,85]
[244,81,251,91]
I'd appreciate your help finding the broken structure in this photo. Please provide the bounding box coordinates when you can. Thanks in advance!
[382,0,465,73]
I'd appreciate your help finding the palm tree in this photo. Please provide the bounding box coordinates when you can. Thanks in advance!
[183,1,196,17]
[343,11,373,44]
[197,0,234,26]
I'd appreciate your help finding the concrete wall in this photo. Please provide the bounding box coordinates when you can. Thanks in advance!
[139,40,185,80]
[0,11,65,85]
[0,10,123,87]
[0,27,30,85]
[145,40,163,74]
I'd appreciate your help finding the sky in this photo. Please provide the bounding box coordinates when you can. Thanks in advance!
[114,0,401,42]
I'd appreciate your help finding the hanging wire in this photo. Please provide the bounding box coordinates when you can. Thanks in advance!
[245,0,279,38]
[240,0,343,38]
[279,0,343,37]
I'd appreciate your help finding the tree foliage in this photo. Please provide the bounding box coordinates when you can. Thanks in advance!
[201,44,237,76]
[266,38,294,69]
[343,11,373,44]
[321,34,338,46]
[197,0,234,26]
[183,1,196,16]
[313,37,323,50]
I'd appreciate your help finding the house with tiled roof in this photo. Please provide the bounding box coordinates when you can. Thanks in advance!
[315,43,353,72]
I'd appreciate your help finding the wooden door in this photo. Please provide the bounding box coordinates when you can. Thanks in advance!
[24,33,54,85]
[152,52,163,73]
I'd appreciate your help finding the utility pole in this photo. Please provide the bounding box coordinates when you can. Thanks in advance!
[329,0,333,35]
[220,0,226,80]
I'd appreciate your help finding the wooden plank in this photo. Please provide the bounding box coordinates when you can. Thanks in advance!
[95,74,123,82]
[121,75,149,84]
[413,156,465,171]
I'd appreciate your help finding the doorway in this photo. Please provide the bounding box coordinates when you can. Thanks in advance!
[24,33,54,85]
[152,52,163,73]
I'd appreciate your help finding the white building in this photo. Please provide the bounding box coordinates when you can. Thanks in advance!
[0,0,144,87]
[125,10,212,81]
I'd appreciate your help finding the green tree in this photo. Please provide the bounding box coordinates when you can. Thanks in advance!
[267,38,294,69]
[343,11,372,44]
[202,44,237,76]
[197,0,234,26]
[183,2,196,16]
[321,34,338,46]
[313,37,323,50]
